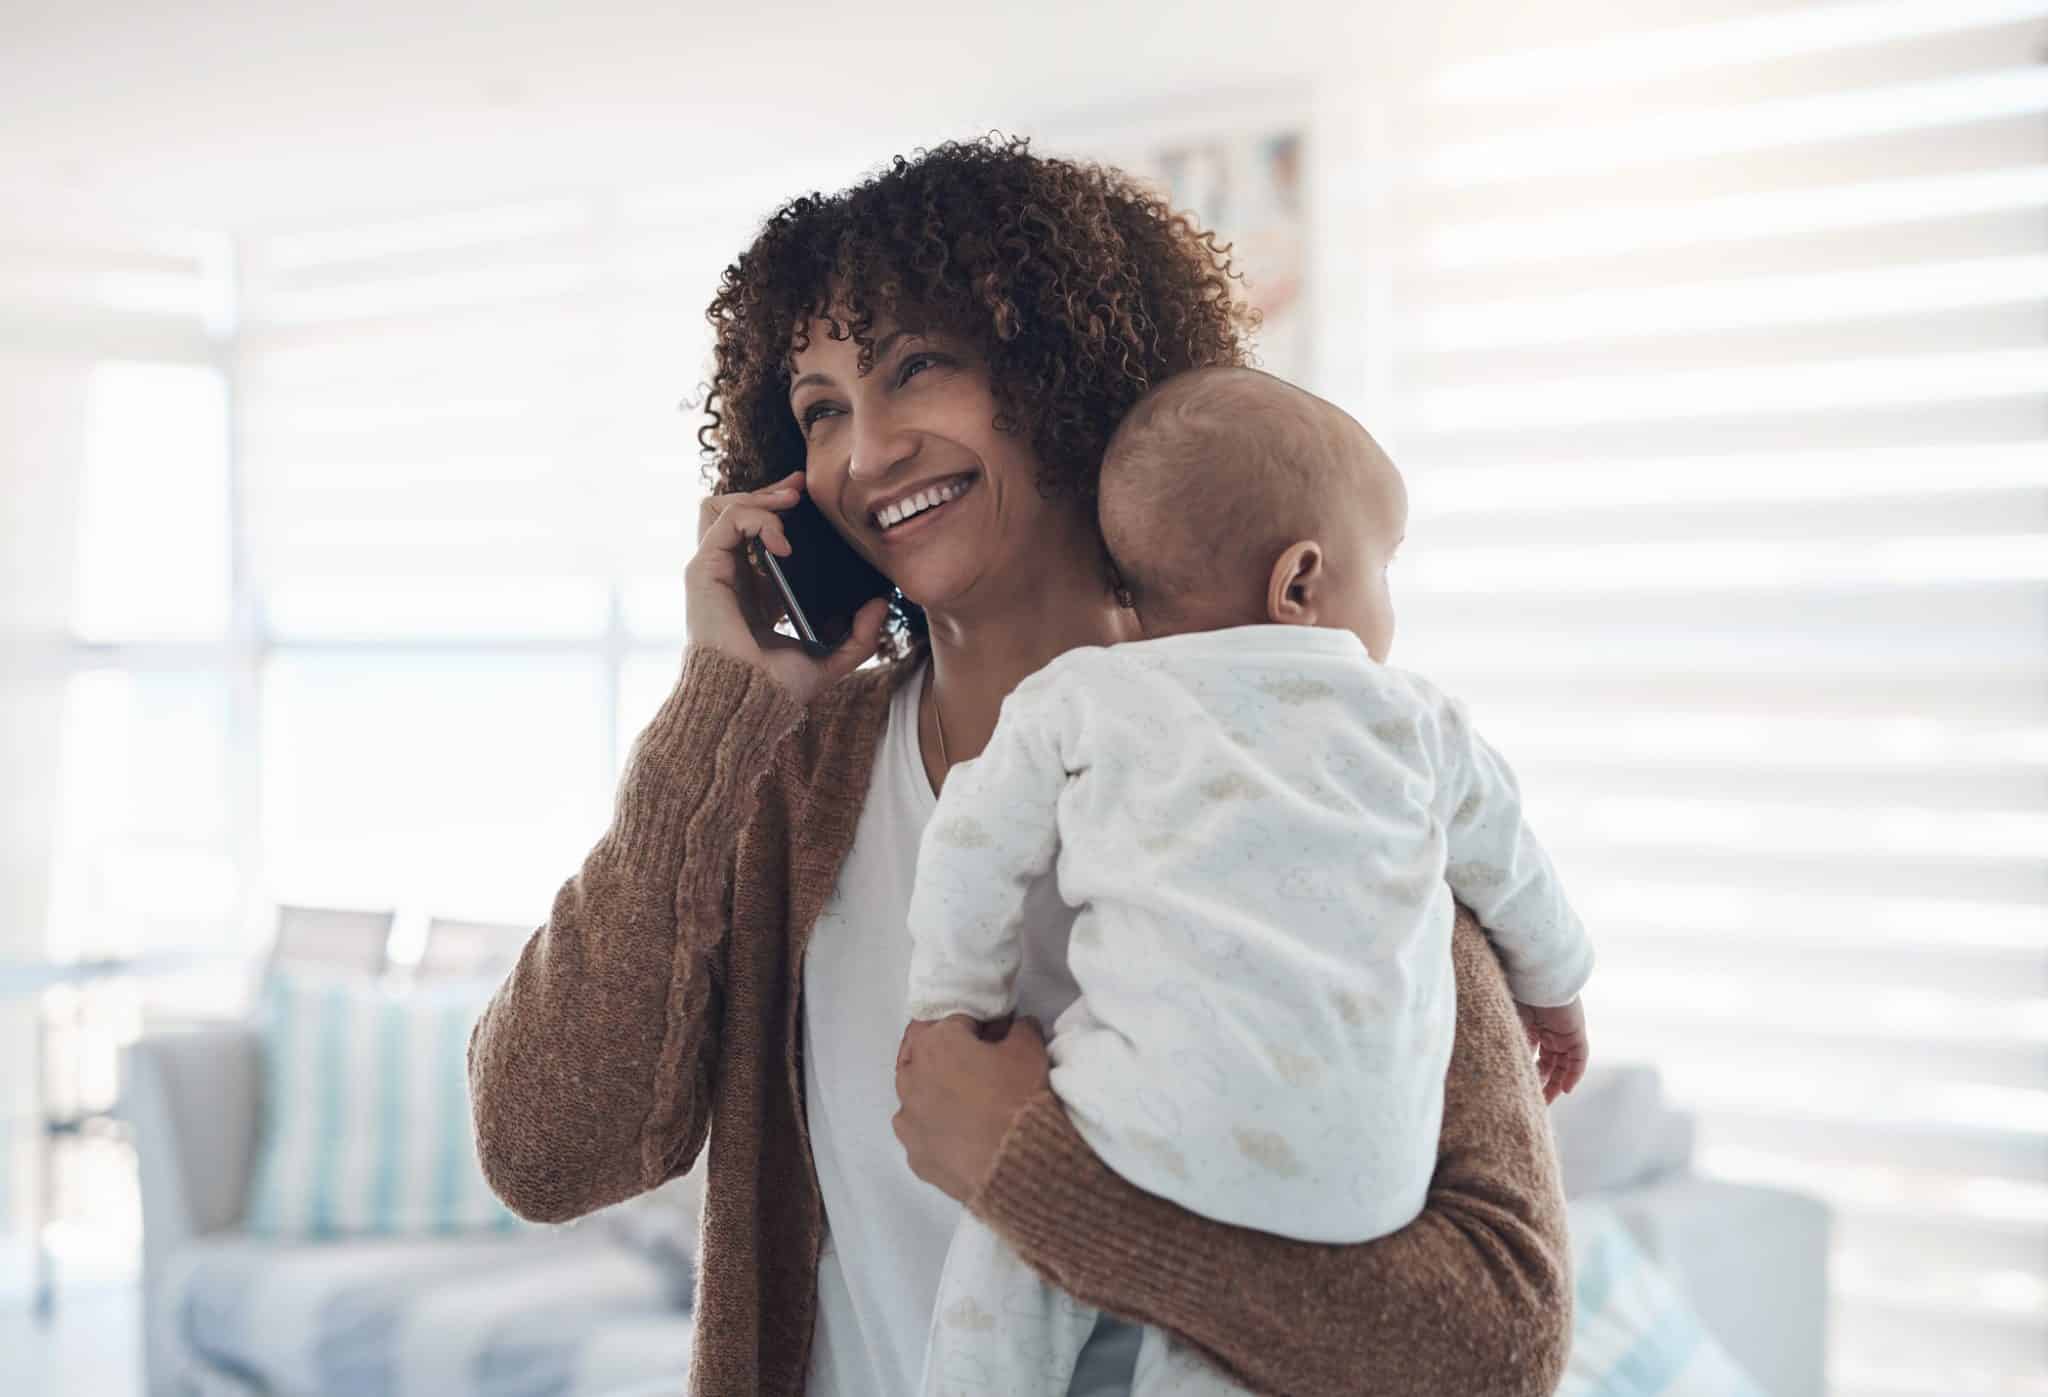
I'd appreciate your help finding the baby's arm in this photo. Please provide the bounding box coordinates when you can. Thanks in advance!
[1426,685,1594,1011]
[905,681,1070,1023]
[1424,687,1594,1098]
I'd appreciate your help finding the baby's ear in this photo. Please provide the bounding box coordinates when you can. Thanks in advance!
[1266,540,1325,625]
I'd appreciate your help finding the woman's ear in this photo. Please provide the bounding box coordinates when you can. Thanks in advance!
[1266,541,1324,625]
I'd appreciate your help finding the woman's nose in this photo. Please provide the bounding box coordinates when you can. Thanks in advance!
[847,406,916,481]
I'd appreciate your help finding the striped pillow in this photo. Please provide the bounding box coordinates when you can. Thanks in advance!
[244,970,523,1237]
[1560,1201,1766,1397]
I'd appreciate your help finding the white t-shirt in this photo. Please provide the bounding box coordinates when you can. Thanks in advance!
[802,665,1137,1396]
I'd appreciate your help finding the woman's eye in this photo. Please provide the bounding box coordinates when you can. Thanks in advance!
[799,403,843,433]
[898,352,939,384]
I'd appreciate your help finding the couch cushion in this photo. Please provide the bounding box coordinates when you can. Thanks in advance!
[1548,1063,1695,1199]
[1561,1200,1766,1397]
[166,1229,692,1397]
[1603,1174,1832,1397]
[245,970,520,1237]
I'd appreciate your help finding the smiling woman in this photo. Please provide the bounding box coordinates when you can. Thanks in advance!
[703,136,1249,659]
[468,133,1575,1397]
[783,322,1117,662]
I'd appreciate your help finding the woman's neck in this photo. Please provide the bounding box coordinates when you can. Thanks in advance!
[919,547,1136,768]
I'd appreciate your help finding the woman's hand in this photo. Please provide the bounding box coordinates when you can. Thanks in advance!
[893,1015,1051,1204]
[684,469,892,705]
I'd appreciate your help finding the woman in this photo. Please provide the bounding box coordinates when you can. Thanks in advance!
[468,136,1570,1397]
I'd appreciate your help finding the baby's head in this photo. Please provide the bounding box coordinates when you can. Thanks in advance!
[1099,367,1406,661]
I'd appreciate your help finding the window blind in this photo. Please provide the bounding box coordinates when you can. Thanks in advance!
[0,216,225,368]
[1361,4,2048,1393]
[233,187,769,637]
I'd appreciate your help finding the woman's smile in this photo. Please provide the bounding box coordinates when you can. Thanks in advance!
[869,471,980,545]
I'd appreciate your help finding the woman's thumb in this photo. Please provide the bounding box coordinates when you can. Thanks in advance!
[824,596,891,678]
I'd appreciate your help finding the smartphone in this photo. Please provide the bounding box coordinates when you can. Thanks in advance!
[755,493,895,652]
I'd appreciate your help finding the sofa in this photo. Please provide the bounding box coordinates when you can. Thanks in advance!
[123,1025,1829,1397]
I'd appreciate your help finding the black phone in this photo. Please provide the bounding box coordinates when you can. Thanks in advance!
[755,493,895,652]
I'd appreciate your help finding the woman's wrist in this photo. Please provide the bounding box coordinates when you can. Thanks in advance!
[963,1084,1057,1214]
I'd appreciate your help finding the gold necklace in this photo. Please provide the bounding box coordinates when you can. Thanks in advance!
[927,665,951,768]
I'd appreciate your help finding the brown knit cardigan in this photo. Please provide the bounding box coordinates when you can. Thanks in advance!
[467,644,1572,1397]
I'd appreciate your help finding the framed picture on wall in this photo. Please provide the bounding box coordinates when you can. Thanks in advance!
[1048,91,1313,385]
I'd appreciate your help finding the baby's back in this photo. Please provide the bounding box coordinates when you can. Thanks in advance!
[1049,625,1459,972]
[1040,625,1460,1243]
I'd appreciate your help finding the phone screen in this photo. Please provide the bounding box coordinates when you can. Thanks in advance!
[756,494,895,652]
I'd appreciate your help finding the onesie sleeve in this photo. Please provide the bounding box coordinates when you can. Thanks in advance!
[1427,682,1595,1008]
[904,669,1074,1021]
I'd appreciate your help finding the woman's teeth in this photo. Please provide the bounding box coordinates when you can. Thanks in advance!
[876,477,970,530]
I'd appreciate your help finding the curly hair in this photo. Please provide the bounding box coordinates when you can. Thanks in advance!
[697,133,1256,657]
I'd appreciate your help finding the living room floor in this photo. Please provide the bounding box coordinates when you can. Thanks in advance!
[1,1245,143,1397]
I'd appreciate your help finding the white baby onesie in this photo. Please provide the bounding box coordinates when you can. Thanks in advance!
[906,623,1593,1397]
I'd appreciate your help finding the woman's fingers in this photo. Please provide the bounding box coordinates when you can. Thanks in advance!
[696,471,803,544]
[999,1015,1047,1050]
[894,1017,950,1100]
[818,595,893,681]
[685,493,798,686]
[699,500,793,559]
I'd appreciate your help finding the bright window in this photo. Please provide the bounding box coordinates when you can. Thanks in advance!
[259,653,613,921]
[47,668,237,960]
[70,361,230,644]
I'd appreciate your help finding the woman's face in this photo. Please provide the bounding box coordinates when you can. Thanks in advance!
[787,317,1091,617]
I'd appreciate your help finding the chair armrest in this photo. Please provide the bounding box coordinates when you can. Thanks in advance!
[119,1025,263,1271]
[1548,1062,1697,1198]
[1605,1173,1832,1397]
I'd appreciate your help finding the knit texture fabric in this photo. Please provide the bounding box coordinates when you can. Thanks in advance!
[468,644,1572,1397]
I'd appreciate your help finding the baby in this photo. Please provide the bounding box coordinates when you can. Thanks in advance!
[905,366,1594,1397]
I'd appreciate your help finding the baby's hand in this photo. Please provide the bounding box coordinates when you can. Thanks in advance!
[1515,997,1589,1104]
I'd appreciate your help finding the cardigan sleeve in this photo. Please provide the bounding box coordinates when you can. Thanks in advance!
[467,644,807,1224]
[969,906,1573,1397]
